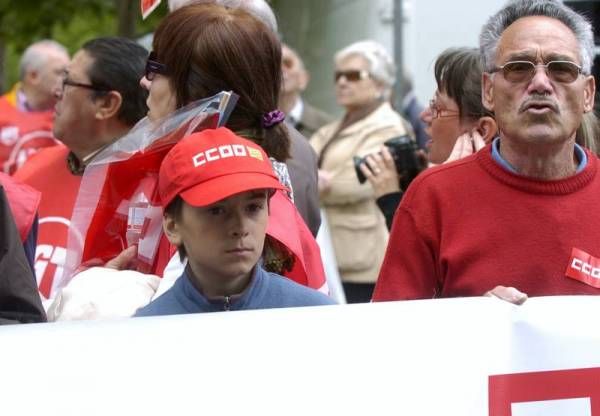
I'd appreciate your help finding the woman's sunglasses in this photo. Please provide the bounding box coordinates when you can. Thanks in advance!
[145,51,168,81]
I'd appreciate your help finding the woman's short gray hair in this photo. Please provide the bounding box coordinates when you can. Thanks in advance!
[480,0,594,74]
[335,40,396,96]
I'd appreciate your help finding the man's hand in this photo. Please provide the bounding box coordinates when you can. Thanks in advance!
[485,285,528,305]
[105,245,138,270]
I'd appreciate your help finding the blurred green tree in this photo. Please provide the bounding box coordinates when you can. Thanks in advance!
[0,0,167,91]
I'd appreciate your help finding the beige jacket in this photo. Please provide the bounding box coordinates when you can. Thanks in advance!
[311,102,408,283]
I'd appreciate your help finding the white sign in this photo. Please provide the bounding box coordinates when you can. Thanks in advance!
[1,296,600,415]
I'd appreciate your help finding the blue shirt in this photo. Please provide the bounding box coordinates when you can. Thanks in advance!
[135,265,335,316]
[491,137,587,173]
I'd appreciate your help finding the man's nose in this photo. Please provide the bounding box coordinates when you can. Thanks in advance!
[527,65,553,94]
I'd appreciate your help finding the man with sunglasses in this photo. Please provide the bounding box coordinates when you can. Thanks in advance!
[373,0,600,304]
[14,37,148,300]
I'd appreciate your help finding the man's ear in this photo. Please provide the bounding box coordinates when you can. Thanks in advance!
[482,72,495,113]
[476,116,498,144]
[163,213,182,247]
[24,69,40,87]
[94,90,123,120]
[583,74,595,113]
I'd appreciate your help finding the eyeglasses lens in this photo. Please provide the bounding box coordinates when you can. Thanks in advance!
[502,61,580,83]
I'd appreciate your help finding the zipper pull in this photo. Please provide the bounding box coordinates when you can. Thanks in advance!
[224,296,231,311]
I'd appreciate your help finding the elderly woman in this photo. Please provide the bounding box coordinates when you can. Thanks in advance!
[310,40,410,303]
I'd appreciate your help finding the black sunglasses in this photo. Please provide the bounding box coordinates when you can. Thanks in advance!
[145,51,168,81]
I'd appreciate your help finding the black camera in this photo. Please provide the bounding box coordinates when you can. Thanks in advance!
[353,135,423,189]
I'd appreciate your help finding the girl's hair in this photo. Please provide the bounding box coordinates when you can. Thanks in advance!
[153,3,290,161]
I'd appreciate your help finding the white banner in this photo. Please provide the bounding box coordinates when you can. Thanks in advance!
[1,296,600,415]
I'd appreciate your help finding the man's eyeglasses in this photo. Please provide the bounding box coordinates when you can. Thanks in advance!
[61,77,110,93]
[145,51,168,81]
[428,99,460,119]
[490,60,583,84]
[334,69,370,83]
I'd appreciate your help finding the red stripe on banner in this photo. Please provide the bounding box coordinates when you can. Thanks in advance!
[489,367,600,415]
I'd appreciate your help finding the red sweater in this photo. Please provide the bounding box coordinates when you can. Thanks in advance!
[0,96,57,175]
[373,144,600,301]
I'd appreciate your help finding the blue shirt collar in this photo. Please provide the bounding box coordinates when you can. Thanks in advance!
[491,137,587,174]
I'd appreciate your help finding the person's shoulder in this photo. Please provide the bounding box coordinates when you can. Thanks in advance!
[134,274,192,317]
[401,152,482,206]
[359,102,407,135]
[310,118,340,142]
[303,102,334,127]
[14,144,69,180]
[261,270,336,307]
[134,285,182,317]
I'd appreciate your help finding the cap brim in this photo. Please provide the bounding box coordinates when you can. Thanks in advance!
[179,172,288,207]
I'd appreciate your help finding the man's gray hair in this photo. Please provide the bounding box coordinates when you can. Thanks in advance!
[335,40,396,98]
[480,0,594,74]
[19,39,69,80]
[167,0,278,33]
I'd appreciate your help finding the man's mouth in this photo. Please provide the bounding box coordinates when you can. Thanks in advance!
[521,101,558,114]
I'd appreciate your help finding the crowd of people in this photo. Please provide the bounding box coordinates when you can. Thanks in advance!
[1,0,599,324]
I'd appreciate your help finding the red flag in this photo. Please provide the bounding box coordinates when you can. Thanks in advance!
[267,190,327,291]
[64,93,236,284]
[141,0,161,19]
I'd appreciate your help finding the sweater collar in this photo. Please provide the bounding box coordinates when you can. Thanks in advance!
[477,142,597,195]
[491,137,587,174]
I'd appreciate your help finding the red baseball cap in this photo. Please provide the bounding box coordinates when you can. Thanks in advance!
[159,127,288,207]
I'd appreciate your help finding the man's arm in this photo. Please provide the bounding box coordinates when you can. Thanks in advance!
[372,206,439,301]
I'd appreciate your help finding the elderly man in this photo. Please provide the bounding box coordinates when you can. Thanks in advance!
[167,0,322,236]
[0,40,69,174]
[279,43,332,139]
[373,0,600,304]
[14,37,148,299]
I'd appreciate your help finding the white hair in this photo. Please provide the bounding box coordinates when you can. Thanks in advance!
[167,0,278,33]
[480,0,594,74]
[335,40,396,97]
[19,39,69,80]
